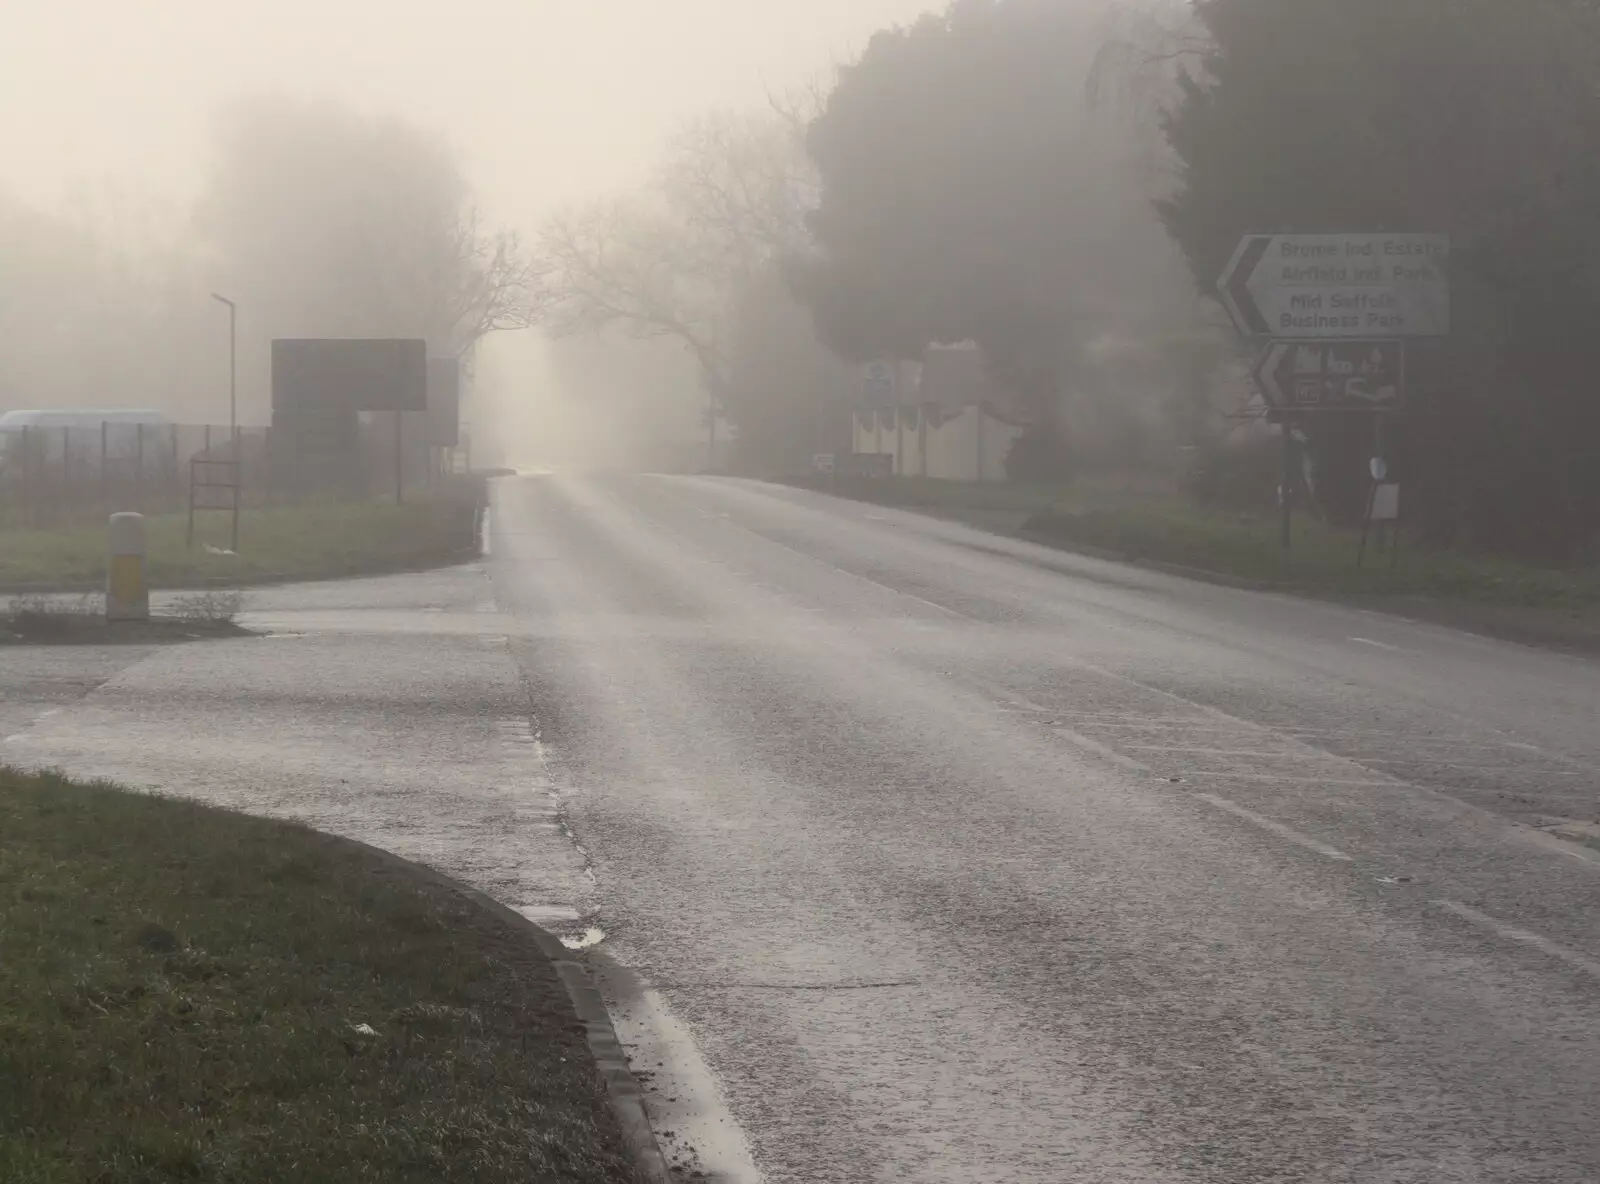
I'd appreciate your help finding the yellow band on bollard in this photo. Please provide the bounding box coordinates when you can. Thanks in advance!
[109,553,144,605]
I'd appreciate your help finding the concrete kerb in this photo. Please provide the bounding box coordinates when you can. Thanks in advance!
[306,832,672,1184]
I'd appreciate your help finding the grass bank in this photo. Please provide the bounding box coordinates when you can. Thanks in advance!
[1024,496,1600,611]
[785,474,1074,518]
[0,482,482,590]
[788,475,1600,616]
[0,768,642,1183]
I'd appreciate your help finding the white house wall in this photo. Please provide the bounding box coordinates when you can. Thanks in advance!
[852,406,1022,483]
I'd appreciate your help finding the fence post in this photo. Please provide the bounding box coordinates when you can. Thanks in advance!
[231,424,240,553]
[22,425,32,529]
[135,423,144,511]
[61,426,70,525]
[100,420,109,512]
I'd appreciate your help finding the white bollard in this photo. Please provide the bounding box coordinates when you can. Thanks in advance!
[106,512,148,622]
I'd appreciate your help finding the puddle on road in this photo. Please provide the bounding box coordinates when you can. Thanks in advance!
[561,926,607,951]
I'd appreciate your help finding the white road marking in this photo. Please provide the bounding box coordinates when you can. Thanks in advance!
[1122,746,1304,757]
[1180,771,1398,787]
[983,686,1153,773]
[1514,825,1600,870]
[754,531,967,619]
[1192,793,1355,861]
[1435,900,1600,981]
[1350,637,1402,651]
[1050,725,1153,774]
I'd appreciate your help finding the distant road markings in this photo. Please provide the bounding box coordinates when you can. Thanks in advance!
[1435,901,1600,981]
[1350,637,1403,651]
[1192,793,1355,862]
[1047,725,1153,774]
[1180,771,1397,787]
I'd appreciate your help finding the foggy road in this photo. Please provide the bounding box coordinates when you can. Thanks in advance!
[9,471,1600,1182]
[487,473,1600,1183]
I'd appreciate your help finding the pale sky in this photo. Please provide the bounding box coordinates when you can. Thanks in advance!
[0,0,941,229]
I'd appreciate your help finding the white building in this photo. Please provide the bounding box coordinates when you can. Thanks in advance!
[851,345,1025,482]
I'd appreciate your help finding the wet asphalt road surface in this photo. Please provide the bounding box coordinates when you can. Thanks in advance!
[6,471,1600,1182]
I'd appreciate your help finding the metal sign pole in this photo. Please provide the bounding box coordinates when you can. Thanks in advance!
[1280,417,1294,551]
[1357,481,1377,569]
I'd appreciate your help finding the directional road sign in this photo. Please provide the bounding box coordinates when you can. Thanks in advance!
[1252,339,1405,412]
[1219,233,1449,338]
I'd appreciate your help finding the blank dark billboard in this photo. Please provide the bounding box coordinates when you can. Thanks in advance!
[272,339,427,413]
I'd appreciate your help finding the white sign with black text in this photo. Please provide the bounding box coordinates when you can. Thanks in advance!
[1220,234,1450,339]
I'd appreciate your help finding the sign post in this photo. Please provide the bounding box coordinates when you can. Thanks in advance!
[1222,232,1447,552]
[1280,419,1295,551]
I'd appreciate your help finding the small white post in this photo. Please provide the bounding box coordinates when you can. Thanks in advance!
[107,512,148,622]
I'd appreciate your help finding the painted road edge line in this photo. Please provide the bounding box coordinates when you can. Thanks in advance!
[1192,793,1355,862]
[1435,900,1600,982]
[317,833,672,1184]
[1350,637,1403,652]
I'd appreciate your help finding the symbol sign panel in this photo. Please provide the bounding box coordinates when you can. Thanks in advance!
[1253,339,1405,412]
[862,360,897,404]
[1219,233,1449,338]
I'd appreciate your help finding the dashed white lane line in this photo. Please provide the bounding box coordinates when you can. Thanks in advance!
[1350,637,1403,651]
[1514,825,1600,870]
[1192,793,1355,862]
[1049,725,1153,775]
[1435,900,1600,981]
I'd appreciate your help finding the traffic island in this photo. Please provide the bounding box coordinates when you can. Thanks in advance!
[0,768,650,1183]
[0,593,252,647]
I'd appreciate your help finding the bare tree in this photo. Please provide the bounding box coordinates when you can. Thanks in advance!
[535,110,823,466]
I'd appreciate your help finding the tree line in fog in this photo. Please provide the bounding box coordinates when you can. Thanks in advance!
[6,0,1600,561]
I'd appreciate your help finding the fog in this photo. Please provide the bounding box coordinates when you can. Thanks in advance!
[0,0,945,468]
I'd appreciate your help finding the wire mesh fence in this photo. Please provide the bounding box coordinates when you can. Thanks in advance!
[0,420,468,532]
[0,424,276,531]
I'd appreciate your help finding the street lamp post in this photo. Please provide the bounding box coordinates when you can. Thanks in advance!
[210,293,239,552]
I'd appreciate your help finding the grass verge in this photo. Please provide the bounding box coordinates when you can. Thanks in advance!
[0,482,483,590]
[1024,496,1600,611]
[0,768,642,1183]
[789,475,1600,616]
[783,474,1073,517]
